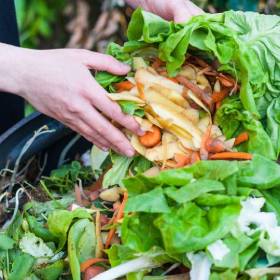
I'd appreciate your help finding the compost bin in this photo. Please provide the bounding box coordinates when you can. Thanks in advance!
[0,112,91,175]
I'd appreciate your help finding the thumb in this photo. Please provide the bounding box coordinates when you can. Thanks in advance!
[80,51,130,75]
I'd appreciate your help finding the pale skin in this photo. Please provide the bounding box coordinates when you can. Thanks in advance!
[0,0,203,157]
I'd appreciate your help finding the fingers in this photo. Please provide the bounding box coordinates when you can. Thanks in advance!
[79,51,130,75]
[79,103,136,157]
[87,80,143,136]
[67,121,111,151]
[174,0,204,23]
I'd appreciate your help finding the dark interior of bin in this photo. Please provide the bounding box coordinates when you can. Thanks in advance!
[0,112,91,175]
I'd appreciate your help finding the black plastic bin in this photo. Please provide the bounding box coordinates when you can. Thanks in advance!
[0,112,91,175]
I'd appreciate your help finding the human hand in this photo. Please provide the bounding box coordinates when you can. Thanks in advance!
[0,44,143,156]
[126,0,204,23]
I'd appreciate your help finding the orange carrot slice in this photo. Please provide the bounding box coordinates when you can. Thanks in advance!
[114,80,134,92]
[234,132,249,146]
[212,89,229,103]
[209,152,252,160]
[105,192,128,249]
[206,139,226,153]
[139,125,161,148]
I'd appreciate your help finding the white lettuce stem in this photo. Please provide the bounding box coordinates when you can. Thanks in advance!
[91,256,157,280]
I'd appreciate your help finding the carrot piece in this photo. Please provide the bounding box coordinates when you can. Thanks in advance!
[234,132,249,146]
[176,75,213,110]
[200,125,212,160]
[212,89,228,103]
[105,192,128,249]
[80,258,108,273]
[136,82,145,99]
[206,138,226,153]
[139,125,161,148]
[174,153,191,168]
[114,80,134,92]
[209,152,252,160]
[217,74,236,88]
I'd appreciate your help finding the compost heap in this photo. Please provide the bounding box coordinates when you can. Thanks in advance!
[1,8,280,280]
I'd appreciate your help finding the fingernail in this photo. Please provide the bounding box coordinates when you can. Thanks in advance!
[125,149,135,157]
[101,147,109,152]
[137,129,145,136]
[122,64,131,72]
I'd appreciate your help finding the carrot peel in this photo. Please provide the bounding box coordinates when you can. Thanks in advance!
[209,152,252,160]
[234,132,249,146]
[114,80,134,92]
[105,192,128,249]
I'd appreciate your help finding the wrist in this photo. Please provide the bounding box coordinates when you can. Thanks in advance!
[0,43,27,96]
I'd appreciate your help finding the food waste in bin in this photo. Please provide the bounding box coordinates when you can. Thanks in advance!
[1,8,280,280]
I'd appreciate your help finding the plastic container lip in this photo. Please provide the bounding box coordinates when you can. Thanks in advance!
[0,112,90,174]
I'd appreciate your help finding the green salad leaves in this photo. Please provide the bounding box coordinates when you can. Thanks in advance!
[106,155,280,278]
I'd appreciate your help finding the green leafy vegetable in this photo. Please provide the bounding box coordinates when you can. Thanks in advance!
[35,260,64,280]
[155,203,240,254]
[119,101,145,117]
[267,97,280,158]
[68,219,96,280]
[121,214,162,252]
[237,154,280,189]
[164,179,224,204]
[125,187,170,213]
[0,233,15,250]
[26,215,57,242]
[48,208,91,251]
[8,253,35,280]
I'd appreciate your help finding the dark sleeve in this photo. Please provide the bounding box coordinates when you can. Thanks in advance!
[0,0,24,134]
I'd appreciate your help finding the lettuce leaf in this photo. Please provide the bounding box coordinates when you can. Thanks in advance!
[103,154,133,188]
[237,154,280,190]
[267,97,280,157]
[118,101,145,117]
[215,97,276,159]
[164,179,225,204]
[154,202,241,254]
[121,213,162,252]
[125,187,170,213]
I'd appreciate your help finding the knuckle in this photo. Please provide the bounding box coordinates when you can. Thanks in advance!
[66,102,80,114]
[127,119,140,131]
[108,105,123,120]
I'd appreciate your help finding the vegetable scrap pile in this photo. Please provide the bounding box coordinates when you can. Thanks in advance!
[109,56,251,168]
[1,8,280,280]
